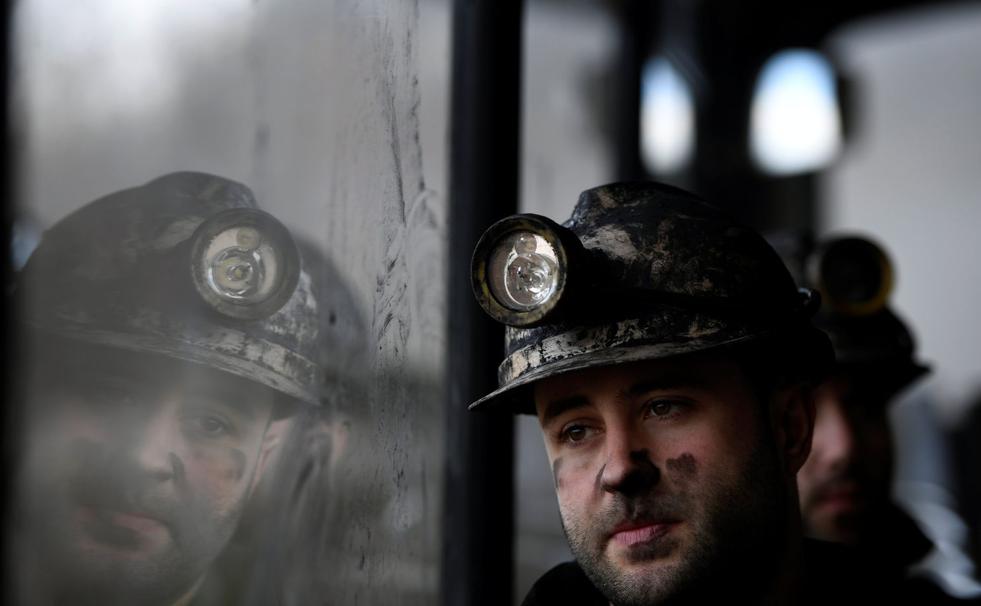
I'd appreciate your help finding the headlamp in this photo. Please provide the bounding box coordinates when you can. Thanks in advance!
[809,236,893,316]
[190,208,301,320]
[471,214,581,327]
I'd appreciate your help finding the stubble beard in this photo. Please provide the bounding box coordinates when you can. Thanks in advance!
[560,441,787,606]
[15,443,250,606]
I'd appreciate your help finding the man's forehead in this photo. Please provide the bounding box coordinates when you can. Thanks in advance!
[37,342,279,411]
[533,353,743,418]
[817,371,893,410]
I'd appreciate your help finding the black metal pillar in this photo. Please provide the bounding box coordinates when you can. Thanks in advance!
[442,1,522,605]
[685,2,821,233]
[1,0,16,601]
[613,0,655,182]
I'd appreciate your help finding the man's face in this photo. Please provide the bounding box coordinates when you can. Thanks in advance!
[534,355,800,606]
[797,372,893,544]
[18,346,277,605]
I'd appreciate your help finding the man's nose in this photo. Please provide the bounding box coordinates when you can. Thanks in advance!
[817,400,856,470]
[599,425,659,496]
[128,403,184,482]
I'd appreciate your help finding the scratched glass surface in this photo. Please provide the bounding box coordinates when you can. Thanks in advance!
[7,1,449,604]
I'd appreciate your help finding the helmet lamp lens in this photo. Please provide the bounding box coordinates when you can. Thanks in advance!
[490,232,560,312]
[190,209,299,320]
[210,244,262,299]
[471,213,574,326]
[812,236,893,316]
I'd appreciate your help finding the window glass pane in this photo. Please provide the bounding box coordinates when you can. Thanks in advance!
[7,1,450,603]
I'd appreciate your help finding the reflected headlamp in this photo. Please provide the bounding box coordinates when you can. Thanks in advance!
[808,236,893,317]
[190,208,301,320]
[471,214,584,327]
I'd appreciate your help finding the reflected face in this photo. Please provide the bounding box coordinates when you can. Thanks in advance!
[534,356,790,605]
[19,347,276,605]
[797,373,893,544]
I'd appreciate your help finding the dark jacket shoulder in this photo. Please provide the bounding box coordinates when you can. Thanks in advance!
[803,537,975,606]
[521,561,607,606]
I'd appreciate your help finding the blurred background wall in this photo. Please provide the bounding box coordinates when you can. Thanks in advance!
[823,4,981,421]
[822,5,981,594]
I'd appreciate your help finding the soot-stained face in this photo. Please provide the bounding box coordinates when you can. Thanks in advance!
[534,354,796,606]
[17,345,278,606]
[797,372,893,544]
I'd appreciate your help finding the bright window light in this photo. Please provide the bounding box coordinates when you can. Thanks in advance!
[14,0,249,131]
[641,57,695,175]
[750,49,843,176]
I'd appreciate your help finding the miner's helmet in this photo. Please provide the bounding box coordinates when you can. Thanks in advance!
[469,181,834,413]
[804,235,929,397]
[17,171,321,407]
[293,235,369,415]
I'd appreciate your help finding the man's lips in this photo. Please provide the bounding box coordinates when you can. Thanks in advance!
[609,520,679,547]
[76,505,171,548]
[813,482,866,513]
[92,509,168,532]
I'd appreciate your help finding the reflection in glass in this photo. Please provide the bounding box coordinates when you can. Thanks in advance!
[10,173,328,605]
[10,1,449,602]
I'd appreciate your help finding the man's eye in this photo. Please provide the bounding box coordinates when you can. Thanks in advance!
[559,424,592,444]
[200,417,227,434]
[184,414,232,438]
[645,399,684,418]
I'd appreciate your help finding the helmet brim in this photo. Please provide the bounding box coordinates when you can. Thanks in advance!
[469,324,831,415]
[23,320,319,407]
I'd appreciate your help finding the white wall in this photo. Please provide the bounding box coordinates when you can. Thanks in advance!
[822,4,981,594]
[823,3,981,424]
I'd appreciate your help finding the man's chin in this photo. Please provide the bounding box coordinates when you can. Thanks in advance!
[46,511,194,597]
[806,500,870,543]
[612,548,682,579]
[590,549,687,606]
[49,536,200,606]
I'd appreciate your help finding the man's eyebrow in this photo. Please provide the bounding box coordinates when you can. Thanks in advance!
[625,373,698,397]
[181,377,266,421]
[540,395,591,425]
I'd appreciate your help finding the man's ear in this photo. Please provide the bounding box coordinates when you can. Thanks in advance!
[249,416,291,497]
[770,384,815,476]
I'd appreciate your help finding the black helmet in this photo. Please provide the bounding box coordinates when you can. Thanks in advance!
[17,171,321,406]
[805,235,929,396]
[469,181,832,413]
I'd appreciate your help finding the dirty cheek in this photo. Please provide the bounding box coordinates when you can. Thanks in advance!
[187,446,249,494]
[551,455,595,496]
[551,456,564,490]
[665,452,697,482]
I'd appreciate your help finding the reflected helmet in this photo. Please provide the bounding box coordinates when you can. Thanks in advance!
[18,171,321,405]
[805,235,929,394]
[469,181,833,413]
